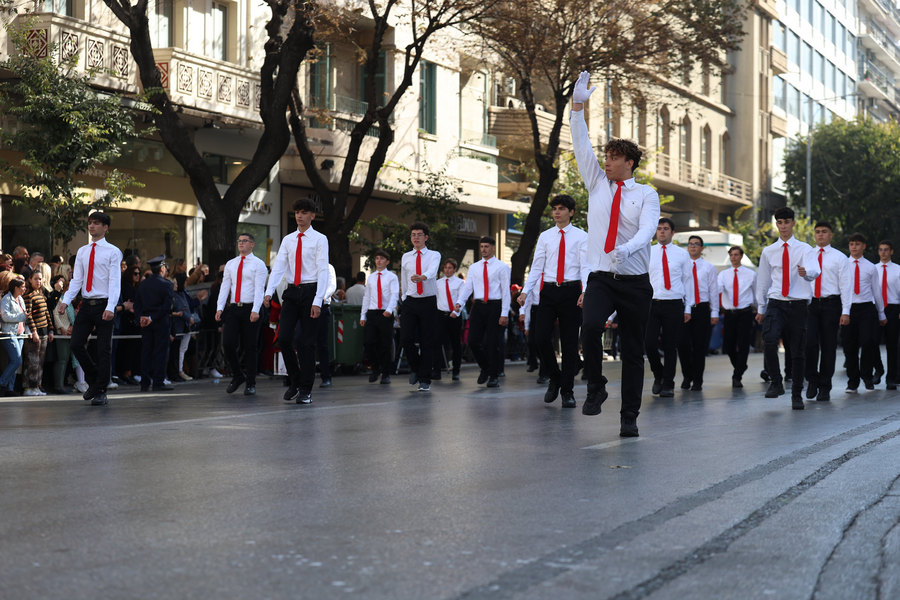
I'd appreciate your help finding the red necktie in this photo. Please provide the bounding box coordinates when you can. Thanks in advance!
[377,272,383,310]
[781,243,790,297]
[557,229,565,284]
[733,268,739,308]
[883,264,889,307]
[234,255,244,303]
[692,261,700,305]
[814,248,823,298]
[605,181,624,253]
[294,232,304,284]
[415,250,423,295]
[445,278,454,312]
[854,260,860,295]
[662,245,671,290]
[483,261,489,301]
[86,242,96,292]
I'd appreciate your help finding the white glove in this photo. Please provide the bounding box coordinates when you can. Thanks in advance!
[572,71,596,104]
[613,246,630,264]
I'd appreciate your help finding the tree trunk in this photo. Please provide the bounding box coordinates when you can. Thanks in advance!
[509,159,558,284]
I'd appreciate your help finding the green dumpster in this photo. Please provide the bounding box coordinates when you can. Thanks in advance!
[328,303,364,371]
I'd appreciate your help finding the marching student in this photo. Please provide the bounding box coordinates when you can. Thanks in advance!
[360,249,399,384]
[717,246,756,388]
[804,222,846,402]
[840,233,887,393]
[399,222,441,392]
[755,207,820,410]
[677,235,718,391]
[457,236,511,388]
[646,218,692,398]
[216,232,268,396]
[876,241,900,390]
[519,194,588,408]
[264,198,330,405]
[570,71,659,437]
[57,212,123,406]
[433,258,465,381]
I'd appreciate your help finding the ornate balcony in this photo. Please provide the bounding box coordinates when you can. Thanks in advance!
[655,154,752,206]
[488,106,571,160]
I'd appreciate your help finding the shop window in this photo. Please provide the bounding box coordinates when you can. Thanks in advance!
[203,153,269,190]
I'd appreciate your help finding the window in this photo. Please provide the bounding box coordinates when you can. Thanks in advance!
[814,2,824,31]
[657,107,670,155]
[419,61,437,134]
[150,0,173,48]
[802,42,812,76]
[774,22,787,53]
[720,132,731,176]
[359,51,387,108]
[202,154,269,190]
[212,2,227,61]
[680,117,691,163]
[774,75,786,110]
[788,84,800,118]
[801,93,811,124]
[788,31,800,66]
[826,61,835,95]
[828,13,836,48]
[701,61,710,96]
[700,125,712,169]
[44,0,73,16]
[308,45,332,109]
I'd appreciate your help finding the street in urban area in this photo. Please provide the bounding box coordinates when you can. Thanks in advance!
[2,351,899,600]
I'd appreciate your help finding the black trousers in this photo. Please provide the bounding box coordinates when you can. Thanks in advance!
[433,312,462,374]
[468,300,503,377]
[534,284,582,394]
[277,284,320,391]
[70,299,114,392]
[804,296,842,390]
[883,304,900,384]
[677,302,711,386]
[582,271,652,417]
[762,299,808,396]
[400,296,437,383]
[645,299,685,389]
[841,302,879,387]
[722,309,754,378]
[316,304,332,380]
[527,305,540,370]
[140,317,170,387]
[222,304,260,385]
[365,309,394,377]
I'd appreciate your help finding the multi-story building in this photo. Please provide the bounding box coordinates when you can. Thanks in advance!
[855,0,900,121]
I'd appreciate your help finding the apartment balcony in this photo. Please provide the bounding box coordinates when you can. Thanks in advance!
[770,46,788,76]
[8,13,139,94]
[859,19,900,75]
[770,112,788,138]
[860,0,900,37]
[754,0,778,20]
[654,154,752,207]
[153,48,261,124]
[858,60,895,104]
[304,94,382,141]
[488,106,571,160]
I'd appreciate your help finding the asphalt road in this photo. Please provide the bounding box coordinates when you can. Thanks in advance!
[1,351,899,599]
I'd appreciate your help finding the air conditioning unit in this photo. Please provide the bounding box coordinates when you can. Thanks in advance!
[504,76,517,96]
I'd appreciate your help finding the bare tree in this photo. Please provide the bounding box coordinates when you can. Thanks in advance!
[475,0,748,283]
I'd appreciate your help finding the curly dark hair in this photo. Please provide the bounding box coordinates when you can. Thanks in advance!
[603,139,642,172]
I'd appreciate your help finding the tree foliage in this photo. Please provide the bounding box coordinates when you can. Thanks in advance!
[783,118,900,259]
[350,162,461,271]
[473,0,748,284]
[0,28,141,246]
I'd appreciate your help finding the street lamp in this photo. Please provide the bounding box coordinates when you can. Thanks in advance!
[804,93,857,220]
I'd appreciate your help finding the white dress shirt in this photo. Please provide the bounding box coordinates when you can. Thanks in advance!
[459,257,511,310]
[570,110,660,275]
[649,243,693,313]
[522,290,538,330]
[718,266,757,310]
[400,247,441,300]
[436,275,466,315]
[217,252,268,313]
[323,264,337,306]
[345,283,366,305]
[756,236,821,314]
[360,268,400,321]
[265,226,330,307]
[877,261,900,305]
[62,237,123,313]
[841,256,886,319]
[810,245,847,298]
[522,224,590,297]
[689,257,720,319]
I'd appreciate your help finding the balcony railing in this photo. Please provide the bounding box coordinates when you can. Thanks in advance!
[859,58,895,97]
[861,18,900,68]
[655,154,752,204]
[461,130,497,148]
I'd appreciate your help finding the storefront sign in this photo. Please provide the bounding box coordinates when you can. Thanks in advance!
[243,199,272,215]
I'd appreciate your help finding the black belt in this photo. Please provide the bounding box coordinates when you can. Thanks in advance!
[690,301,710,309]
[810,295,840,302]
[652,299,684,304]
[287,282,318,288]
[474,299,501,304]
[543,280,581,288]
[591,270,647,282]
[229,302,252,308]
[439,310,452,316]
[723,306,753,314]
[82,298,109,306]
[770,298,807,305]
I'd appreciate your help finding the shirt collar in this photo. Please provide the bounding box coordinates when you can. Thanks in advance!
[780,236,796,246]
[556,223,572,233]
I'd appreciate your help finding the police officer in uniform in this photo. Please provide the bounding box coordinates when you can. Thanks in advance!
[135,255,175,392]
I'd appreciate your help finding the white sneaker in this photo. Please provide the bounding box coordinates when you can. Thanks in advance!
[163,378,172,386]
[178,371,193,381]
[23,388,40,396]
[107,380,119,390]
[74,381,89,393]
[209,368,223,378]
[133,375,142,383]
[38,389,47,396]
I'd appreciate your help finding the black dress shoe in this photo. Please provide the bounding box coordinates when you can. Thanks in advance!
[284,386,299,401]
[153,384,175,391]
[486,377,500,388]
[651,378,662,395]
[369,373,379,382]
[690,383,702,391]
[408,372,419,385]
[817,389,831,401]
[170,374,185,383]
[864,378,875,391]
[680,379,691,390]
[526,365,538,372]
[806,380,818,399]
[83,386,99,401]
[296,390,312,404]
[244,385,256,396]
[760,370,771,382]
[765,382,785,398]
[380,375,391,384]
[91,393,108,406]
[732,377,743,389]
[431,371,442,381]
[452,373,460,381]
[887,383,898,391]
[659,388,675,398]
[560,393,576,408]
[544,380,560,403]
[791,396,805,410]
[582,379,608,416]
[477,370,488,385]
[54,388,72,395]
[620,415,639,437]
[874,369,884,385]
[226,376,246,394]
[536,376,549,384]
[319,378,332,388]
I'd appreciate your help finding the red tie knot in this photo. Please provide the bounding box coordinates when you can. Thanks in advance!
[616,181,624,188]
[784,242,789,248]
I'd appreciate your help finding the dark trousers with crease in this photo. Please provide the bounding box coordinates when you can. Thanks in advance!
[70,300,114,392]
[433,312,462,375]
[841,302,878,387]
[400,296,436,383]
[722,308,754,378]
[222,304,260,386]
[277,284,319,391]
[883,304,900,384]
[533,283,582,394]
[645,299,684,389]
[804,296,841,391]
[365,310,394,377]
[677,302,711,386]
[762,299,808,397]
[468,300,503,377]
